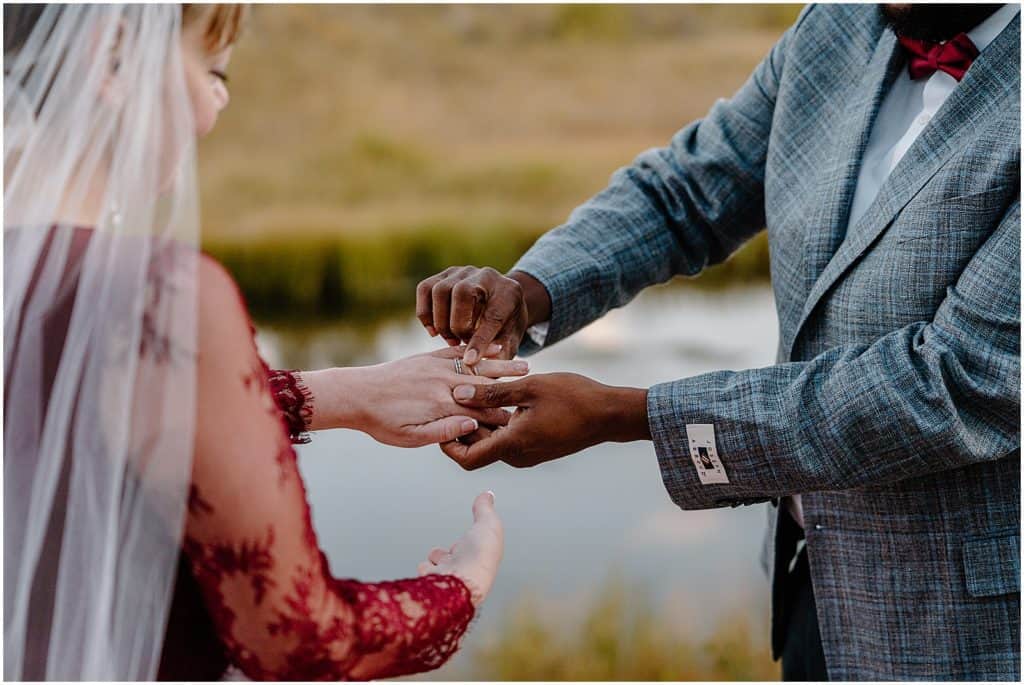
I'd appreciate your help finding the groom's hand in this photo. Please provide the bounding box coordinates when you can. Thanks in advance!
[415,267,551,365]
[440,372,650,470]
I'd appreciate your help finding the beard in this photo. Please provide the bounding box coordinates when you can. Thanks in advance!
[880,4,1002,42]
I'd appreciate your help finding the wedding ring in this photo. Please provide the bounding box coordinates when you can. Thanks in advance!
[454,357,476,375]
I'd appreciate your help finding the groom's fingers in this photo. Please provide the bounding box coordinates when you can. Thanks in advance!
[450,280,486,340]
[432,280,459,345]
[465,297,518,366]
[440,433,497,471]
[441,428,514,471]
[416,273,446,336]
[478,407,513,427]
[458,423,494,445]
[453,378,533,408]
[456,406,511,428]
[440,440,497,471]
[493,331,519,361]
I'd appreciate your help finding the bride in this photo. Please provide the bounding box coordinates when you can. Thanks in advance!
[4,4,515,680]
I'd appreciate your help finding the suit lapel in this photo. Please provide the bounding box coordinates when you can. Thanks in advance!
[786,15,1021,362]
[785,27,902,360]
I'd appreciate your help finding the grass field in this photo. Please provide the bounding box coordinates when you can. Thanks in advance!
[199,5,799,320]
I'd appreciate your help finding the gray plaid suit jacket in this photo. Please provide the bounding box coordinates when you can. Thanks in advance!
[513,5,1020,680]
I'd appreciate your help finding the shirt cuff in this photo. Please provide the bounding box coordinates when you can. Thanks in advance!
[525,322,549,348]
[511,256,588,354]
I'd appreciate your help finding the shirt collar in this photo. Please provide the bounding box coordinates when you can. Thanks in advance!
[967,4,1020,53]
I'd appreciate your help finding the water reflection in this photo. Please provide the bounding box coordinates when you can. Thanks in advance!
[256,284,780,677]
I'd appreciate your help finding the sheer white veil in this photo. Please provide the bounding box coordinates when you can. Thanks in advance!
[4,5,200,679]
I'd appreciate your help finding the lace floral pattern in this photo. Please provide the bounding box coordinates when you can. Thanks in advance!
[266,368,314,444]
[176,255,476,680]
[139,244,194,365]
[331,576,476,680]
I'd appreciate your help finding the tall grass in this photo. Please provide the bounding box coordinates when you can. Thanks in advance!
[206,221,542,322]
[466,578,778,681]
[206,229,770,323]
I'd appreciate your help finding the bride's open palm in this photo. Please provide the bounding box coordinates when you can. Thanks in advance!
[419,491,504,605]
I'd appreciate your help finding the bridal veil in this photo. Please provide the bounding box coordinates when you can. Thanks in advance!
[4,5,200,679]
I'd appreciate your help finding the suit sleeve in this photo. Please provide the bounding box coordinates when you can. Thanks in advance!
[649,200,1021,510]
[513,7,813,354]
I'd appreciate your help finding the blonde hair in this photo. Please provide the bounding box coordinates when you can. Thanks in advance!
[181,4,249,52]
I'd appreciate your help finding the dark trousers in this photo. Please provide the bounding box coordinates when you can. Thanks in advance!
[780,544,829,681]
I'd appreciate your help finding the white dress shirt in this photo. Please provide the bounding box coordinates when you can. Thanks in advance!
[524,5,1019,527]
[786,3,1019,528]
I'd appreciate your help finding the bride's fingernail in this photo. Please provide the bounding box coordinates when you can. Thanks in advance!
[513,361,529,373]
[464,349,479,365]
[454,385,475,401]
[486,490,495,503]
[461,419,478,433]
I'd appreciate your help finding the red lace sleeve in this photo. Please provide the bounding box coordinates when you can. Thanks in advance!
[266,369,313,444]
[185,257,475,680]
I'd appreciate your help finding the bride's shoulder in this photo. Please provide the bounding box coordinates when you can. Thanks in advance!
[196,252,258,347]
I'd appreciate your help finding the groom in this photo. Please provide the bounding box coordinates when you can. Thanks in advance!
[416,3,1020,681]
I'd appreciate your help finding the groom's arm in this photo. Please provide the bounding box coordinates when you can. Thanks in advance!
[648,200,1020,509]
[511,7,813,354]
[446,202,1020,508]
[417,7,814,359]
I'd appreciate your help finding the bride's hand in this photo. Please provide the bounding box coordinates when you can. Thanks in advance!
[418,491,503,607]
[304,344,526,447]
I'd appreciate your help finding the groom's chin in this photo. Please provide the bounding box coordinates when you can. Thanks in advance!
[879,3,1002,42]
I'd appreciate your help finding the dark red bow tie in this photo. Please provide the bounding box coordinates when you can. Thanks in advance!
[898,33,979,82]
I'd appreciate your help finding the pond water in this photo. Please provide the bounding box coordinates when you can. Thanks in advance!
[256,284,780,677]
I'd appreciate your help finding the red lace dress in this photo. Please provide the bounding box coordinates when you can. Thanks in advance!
[13,228,473,681]
[155,257,476,680]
